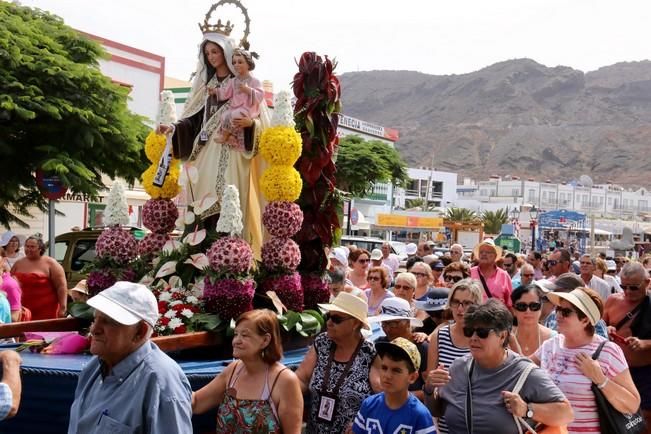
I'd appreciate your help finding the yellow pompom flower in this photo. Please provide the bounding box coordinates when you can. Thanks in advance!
[259,126,302,166]
[260,165,303,202]
[144,131,167,163]
[142,165,181,199]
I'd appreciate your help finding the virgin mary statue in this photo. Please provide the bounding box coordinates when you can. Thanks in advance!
[163,18,268,256]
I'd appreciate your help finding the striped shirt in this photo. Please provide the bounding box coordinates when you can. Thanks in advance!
[0,383,12,420]
[535,334,628,434]
[436,323,471,434]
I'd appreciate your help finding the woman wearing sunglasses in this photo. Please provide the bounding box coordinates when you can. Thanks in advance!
[531,287,641,434]
[296,292,381,434]
[426,299,573,433]
[348,249,371,290]
[424,278,483,434]
[441,262,470,289]
[364,266,393,316]
[508,284,554,357]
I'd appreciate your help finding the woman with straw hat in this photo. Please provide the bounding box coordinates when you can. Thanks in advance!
[531,287,641,433]
[296,292,381,434]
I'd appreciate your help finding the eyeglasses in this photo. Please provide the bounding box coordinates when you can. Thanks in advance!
[547,260,558,266]
[621,284,644,292]
[412,272,428,278]
[393,284,414,291]
[521,273,535,278]
[381,320,407,328]
[367,275,381,281]
[579,261,593,266]
[356,258,370,264]
[555,307,577,318]
[449,300,475,309]
[444,275,463,283]
[463,327,497,339]
[513,302,542,312]
[502,262,514,267]
[324,313,354,324]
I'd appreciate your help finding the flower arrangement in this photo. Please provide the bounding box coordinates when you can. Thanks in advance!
[260,165,302,202]
[262,272,303,312]
[215,185,243,235]
[301,273,330,310]
[151,278,202,336]
[206,236,252,274]
[259,126,302,166]
[203,277,255,321]
[142,164,181,199]
[141,130,181,199]
[138,232,169,258]
[87,269,117,296]
[142,199,179,233]
[95,226,138,265]
[104,181,130,226]
[262,201,303,238]
[262,237,301,272]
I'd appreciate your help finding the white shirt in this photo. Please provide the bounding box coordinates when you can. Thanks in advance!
[585,275,613,301]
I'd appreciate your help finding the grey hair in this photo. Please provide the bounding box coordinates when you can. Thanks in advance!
[449,278,484,306]
[395,272,417,289]
[621,262,649,281]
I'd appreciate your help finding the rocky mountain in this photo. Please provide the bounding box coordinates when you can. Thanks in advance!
[339,59,651,187]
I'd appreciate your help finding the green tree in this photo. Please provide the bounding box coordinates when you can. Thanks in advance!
[482,208,509,234]
[445,207,479,223]
[335,135,409,197]
[0,3,148,228]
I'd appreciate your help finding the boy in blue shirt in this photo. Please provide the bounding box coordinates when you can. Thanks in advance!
[353,337,436,434]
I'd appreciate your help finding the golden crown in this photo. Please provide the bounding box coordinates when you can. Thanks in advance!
[198,18,234,36]
[199,0,251,49]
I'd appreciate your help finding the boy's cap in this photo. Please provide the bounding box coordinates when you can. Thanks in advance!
[375,337,421,371]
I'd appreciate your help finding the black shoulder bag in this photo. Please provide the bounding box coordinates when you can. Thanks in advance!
[590,341,646,434]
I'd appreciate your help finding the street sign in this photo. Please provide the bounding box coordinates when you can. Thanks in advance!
[350,208,359,226]
[36,169,68,200]
[495,235,521,253]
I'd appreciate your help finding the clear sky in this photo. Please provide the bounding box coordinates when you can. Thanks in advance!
[18,0,651,94]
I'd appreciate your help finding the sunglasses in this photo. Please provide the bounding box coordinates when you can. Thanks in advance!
[393,284,414,291]
[547,260,558,266]
[356,259,370,264]
[621,284,644,292]
[412,272,428,278]
[324,313,354,324]
[555,307,577,318]
[463,327,497,339]
[502,262,514,267]
[521,273,535,278]
[449,300,475,309]
[367,275,381,281]
[444,275,463,283]
[513,302,542,312]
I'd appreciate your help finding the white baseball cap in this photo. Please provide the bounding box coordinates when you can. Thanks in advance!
[87,281,159,327]
[370,249,383,261]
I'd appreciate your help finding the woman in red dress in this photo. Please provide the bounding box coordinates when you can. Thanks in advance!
[11,236,67,320]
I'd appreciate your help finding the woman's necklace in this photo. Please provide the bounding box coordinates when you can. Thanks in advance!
[515,325,541,355]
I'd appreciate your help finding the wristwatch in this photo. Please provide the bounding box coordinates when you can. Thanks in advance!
[526,403,534,418]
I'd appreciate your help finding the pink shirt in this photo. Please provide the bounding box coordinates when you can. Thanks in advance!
[535,335,628,434]
[1,272,21,311]
[470,265,513,307]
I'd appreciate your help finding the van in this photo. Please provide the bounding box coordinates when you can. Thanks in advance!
[339,236,407,261]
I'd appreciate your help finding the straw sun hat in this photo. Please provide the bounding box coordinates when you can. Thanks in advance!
[318,292,370,329]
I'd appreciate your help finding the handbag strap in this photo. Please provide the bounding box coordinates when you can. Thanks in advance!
[477,270,493,298]
[614,301,645,330]
[591,340,608,360]
[465,358,475,434]
[512,363,538,434]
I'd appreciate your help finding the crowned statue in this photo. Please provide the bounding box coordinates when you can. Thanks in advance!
[158,0,268,256]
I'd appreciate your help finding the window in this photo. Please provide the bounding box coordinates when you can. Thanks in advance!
[70,240,97,272]
[54,241,69,264]
[528,189,536,201]
[608,197,612,205]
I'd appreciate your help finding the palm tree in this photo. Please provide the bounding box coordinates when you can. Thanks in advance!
[482,208,509,234]
[445,207,478,223]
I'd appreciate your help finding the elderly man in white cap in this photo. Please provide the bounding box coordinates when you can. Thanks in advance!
[68,282,192,434]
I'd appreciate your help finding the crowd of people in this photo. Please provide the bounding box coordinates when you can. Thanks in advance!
[0,227,649,433]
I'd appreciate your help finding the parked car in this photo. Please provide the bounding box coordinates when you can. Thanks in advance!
[54,227,146,287]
